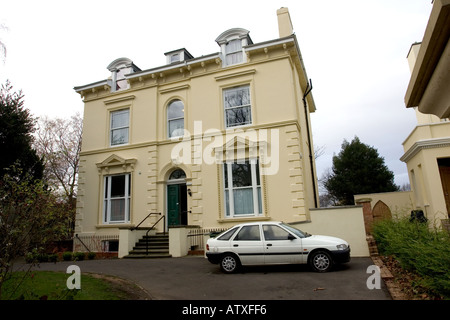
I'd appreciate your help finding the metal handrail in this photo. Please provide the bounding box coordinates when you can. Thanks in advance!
[131,212,157,230]
[75,234,91,252]
[130,212,166,255]
[146,214,166,255]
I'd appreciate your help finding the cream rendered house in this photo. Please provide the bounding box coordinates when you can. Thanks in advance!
[401,0,450,228]
[73,8,320,256]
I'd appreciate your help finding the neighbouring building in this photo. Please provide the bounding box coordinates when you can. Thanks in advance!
[401,0,450,229]
[73,8,323,257]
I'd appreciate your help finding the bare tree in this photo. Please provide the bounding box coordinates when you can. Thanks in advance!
[34,113,83,210]
[0,23,8,62]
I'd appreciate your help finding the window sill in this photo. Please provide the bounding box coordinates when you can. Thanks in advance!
[218,216,269,223]
[96,223,133,229]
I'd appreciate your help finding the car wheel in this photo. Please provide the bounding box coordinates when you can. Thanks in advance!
[220,253,240,274]
[309,250,333,272]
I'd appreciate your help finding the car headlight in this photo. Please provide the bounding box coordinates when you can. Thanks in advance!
[336,244,348,250]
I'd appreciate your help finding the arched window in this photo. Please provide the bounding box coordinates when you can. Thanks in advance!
[167,100,184,138]
[169,169,186,180]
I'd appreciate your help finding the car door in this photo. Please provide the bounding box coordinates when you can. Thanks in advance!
[262,224,303,264]
[230,225,264,266]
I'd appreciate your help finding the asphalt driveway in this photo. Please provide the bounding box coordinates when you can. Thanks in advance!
[26,256,391,300]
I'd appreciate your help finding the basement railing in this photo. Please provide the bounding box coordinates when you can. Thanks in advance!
[131,212,166,255]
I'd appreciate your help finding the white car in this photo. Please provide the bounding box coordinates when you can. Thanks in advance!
[206,221,350,273]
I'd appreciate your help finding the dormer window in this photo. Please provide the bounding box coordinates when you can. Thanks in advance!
[164,48,194,65]
[225,39,243,65]
[216,28,253,67]
[107,57,141,93]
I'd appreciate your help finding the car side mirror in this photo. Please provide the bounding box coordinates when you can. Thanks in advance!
[288,234,296,240]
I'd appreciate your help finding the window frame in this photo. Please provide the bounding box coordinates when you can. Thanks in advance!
[223,85,252,129]
[223,158,262,218]
[110,108,130,147]
[225,39,243,66]
[167,100,185,138]
[103,173,131,224]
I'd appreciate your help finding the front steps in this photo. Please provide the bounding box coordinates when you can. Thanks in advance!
[123,233,171,259]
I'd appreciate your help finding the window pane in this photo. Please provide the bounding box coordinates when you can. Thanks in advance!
[169,169,186,180]
[115,79,128,91]
[233,188,254,214]
[111,128,129,145]
[226,52,243,65]
[168,100,184,120]
[226,39,242,54]
[226,106,251,127]
[235,225,260,241]
[224,87,250,109]
[217,227,238,240]
[225,190,230,216]
[168,119,184,137]
[111,110,129,129]
[258,187,262,214]
[110,175,125,198]
[255,160,260,185]
[232,162,252,187]
[110,199,125,221]
[224,164,228,189]
[263,225,290,241]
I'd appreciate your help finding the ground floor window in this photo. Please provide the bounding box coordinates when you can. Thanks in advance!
[103,173,131,224]
[224,159,262,217]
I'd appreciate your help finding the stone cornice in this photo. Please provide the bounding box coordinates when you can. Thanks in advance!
[400,137,450,162]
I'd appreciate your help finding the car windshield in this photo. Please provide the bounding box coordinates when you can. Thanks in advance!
[280,223,311,238]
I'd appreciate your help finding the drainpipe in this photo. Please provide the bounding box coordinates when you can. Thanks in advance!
[302,79,318,208]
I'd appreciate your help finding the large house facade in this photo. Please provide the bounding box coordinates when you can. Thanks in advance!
[73,8,320,255]
[401,0,450,228]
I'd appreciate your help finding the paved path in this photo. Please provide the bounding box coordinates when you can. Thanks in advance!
[25,256,391,300]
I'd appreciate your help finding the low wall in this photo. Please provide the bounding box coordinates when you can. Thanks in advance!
[118,228,154,258]
[290,206,370,257]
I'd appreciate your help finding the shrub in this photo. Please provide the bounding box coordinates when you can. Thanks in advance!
[373,217,450,298]
[62,252,73,261]
[73,252,85,261]
[87,252,96,260]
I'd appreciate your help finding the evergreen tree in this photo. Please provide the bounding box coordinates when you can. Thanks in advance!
[324,136,399,205]
[0,80,44,181]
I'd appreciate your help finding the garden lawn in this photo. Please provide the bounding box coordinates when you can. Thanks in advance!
[1,271,137,300]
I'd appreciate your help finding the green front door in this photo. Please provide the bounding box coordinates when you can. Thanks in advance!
[167,184,180,226]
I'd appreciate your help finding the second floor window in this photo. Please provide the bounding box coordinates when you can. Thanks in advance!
[224,85,252,128]
[111,109,129,146]
[168,100,184,138]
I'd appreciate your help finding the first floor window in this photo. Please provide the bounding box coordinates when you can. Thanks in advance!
[167,100,184,138]
[104,174,131,223]
[224,86,252,128]
[110,109,129,146]
[224,159,262,217]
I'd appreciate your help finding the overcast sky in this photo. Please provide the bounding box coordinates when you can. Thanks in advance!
[0,0,433,190]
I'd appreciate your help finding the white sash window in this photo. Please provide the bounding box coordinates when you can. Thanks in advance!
[224,159,262,217]
[103,174,131,224]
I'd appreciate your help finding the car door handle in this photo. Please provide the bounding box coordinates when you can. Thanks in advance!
[266,244,272,247]
[233,244,239,247]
